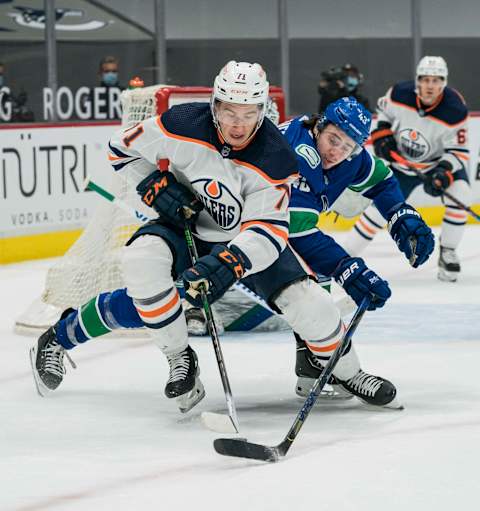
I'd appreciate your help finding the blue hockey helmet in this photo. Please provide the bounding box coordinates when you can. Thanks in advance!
[324,97,371,146]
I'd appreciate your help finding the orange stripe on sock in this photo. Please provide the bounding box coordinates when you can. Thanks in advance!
[358,218,377,236]
[137,291,180,319]
[445,210,467,219]
[306,341,340,353]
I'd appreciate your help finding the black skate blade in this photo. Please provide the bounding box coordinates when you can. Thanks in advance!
[214,438,279,462]
[29,346,47,398]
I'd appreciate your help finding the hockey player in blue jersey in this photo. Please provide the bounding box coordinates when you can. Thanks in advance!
[278,97,435,397]
[32,63,416,414]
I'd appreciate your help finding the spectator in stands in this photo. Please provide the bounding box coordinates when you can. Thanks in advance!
[89,55,124,120]
[317,63,370,112]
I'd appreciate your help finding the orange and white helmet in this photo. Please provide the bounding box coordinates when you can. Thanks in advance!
[211,61,269,130]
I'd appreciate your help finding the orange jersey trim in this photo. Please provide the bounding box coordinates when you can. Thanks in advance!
[233,158,298,185]
[156,116,217,152]
[371,128,393,142]
[108,153,125,161]
[388,97,467,128]
[156,116,298,185]
[451,151,470,161]
[241,220,289,242]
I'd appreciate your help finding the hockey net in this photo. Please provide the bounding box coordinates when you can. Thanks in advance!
[15,85,287,335]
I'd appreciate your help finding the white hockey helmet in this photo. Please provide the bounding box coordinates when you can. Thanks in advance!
[211,60,270,130]
[416,56,448,83]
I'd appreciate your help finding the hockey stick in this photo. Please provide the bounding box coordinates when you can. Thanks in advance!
[84,177,240,432]
[390,150,480,222]
[182,223,240,434]
[83,178,280,325]
[83,178,357,322]
[213,296,370,462]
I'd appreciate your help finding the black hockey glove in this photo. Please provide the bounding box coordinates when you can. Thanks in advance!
[387,203,435,268]
[182,244,251,307]
[136,170,203,228]
[333,256,391,311]
[371,122,397,161]
[423,161,454,197]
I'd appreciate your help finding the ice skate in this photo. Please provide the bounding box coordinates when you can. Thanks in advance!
[438,246,460,282]
[165,345,205,413]
[183,301,224,336]
[336,370,403,409]
[295,338,353,400]
[30,326,76,397]
[184,304,208,336]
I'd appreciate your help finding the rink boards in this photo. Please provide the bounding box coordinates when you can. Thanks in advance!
[1,118,479,263]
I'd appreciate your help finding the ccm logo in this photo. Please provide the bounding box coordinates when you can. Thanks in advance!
[337,261,359,286]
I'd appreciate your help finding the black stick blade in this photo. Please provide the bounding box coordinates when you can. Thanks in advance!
[214,438,279,462]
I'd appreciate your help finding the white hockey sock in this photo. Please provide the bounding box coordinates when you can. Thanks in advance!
[122,234,189,355]
[440,179,471,249]
[343,205,386,256]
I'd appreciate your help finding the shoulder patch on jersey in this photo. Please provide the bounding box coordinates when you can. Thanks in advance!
[295,143,321,169]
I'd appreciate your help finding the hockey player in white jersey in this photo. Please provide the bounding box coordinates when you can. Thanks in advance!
[32,61,401,413]
[343,56,471,282]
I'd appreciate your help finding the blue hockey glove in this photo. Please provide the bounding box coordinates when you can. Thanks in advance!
[136,170,203,228]
[423,161,454,197]
[387,203,435,268]
[183,244,252,307]
[333,257,391,311]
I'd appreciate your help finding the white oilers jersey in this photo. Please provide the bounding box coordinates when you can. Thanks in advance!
[108,103,299,276]
[377,80,469,176]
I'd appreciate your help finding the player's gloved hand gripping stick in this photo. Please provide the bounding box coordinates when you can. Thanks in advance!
[213,295,371,462]
[390,150,480,222]
[182,222,241,434]
[84,176,240,433]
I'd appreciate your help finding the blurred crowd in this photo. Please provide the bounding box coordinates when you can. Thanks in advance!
[317,63,369,112]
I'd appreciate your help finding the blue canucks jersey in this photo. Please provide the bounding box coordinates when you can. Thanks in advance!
[279,116,406,275]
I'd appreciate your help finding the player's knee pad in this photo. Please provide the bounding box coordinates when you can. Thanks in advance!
[121,234,175,299]
[274,278,341,342]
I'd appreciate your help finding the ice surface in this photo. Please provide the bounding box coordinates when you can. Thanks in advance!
[1,227,479,511]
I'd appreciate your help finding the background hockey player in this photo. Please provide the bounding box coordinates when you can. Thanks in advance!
[343,56,471,282]
[277,97,435,397]
[32,63,406,413]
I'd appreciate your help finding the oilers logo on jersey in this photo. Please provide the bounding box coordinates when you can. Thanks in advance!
[192,178,242,231]
[398,128,431,161]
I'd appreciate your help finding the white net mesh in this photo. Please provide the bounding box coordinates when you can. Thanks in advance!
[15,85,288,334]
[15,86,210,333]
